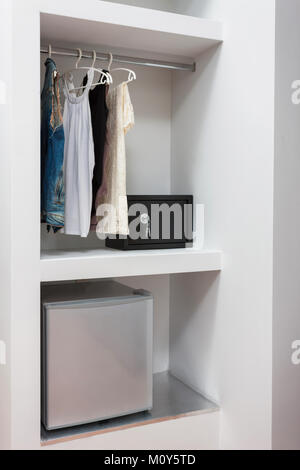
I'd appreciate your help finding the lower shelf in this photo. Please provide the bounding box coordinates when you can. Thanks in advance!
[40,247,222,282]
[41,371,219,447]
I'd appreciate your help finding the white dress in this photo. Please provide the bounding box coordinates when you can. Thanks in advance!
[94,82,134,235]
[63,69,95,237]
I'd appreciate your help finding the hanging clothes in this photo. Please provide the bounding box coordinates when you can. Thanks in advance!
[63,69,95,237]
[93,82,134,235]
[82,72,109,217]
[41,58,65,231]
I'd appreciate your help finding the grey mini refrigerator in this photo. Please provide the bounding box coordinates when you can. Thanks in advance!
[41,281,153,431]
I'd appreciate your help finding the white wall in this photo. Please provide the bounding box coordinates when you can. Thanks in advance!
[9,0,41,450]
[0,0,13,450]
[170,0,275,450]
[273,0,300,451]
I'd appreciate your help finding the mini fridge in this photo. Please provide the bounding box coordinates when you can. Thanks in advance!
[41,280,153,431]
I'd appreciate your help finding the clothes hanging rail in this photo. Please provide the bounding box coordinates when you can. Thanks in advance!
[40,46,196,72]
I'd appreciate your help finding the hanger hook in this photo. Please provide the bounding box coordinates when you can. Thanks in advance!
[48,44,52,58]
[108,52,113,71]
[91,50,96,68]
[129,70,136,82]
[75,48,82,69]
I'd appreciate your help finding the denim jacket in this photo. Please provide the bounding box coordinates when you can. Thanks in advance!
[41,58,65,230]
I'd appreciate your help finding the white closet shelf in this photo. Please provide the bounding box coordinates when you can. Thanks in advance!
[40,0,223,62]
[40,248,223,282]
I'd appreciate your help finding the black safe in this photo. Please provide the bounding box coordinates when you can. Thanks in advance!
[106,195,193,251]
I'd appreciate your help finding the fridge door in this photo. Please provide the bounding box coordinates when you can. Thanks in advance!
[42,296,153,430]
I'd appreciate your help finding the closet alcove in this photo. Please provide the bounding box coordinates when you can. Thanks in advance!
[39,2,223,447]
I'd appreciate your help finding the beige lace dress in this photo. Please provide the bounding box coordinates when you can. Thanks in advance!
[92,82,134,236]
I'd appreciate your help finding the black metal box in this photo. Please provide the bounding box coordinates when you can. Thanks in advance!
[106,195,193,251]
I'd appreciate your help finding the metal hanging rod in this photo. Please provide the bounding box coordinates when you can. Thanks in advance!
[40,46,196,72]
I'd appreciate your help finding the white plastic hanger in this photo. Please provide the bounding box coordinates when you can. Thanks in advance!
[108,53,136,85]
[62,49,113,93]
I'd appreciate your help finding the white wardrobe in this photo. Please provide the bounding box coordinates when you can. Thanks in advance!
[0,0,299,450]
